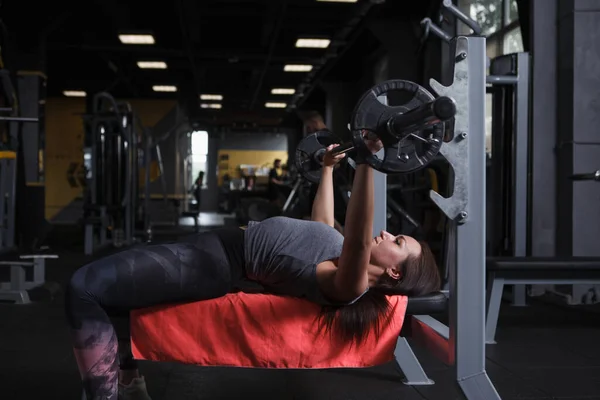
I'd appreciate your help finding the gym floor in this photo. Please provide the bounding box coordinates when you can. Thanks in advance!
[2,214,600,400]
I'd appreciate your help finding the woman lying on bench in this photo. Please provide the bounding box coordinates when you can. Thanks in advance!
[65,136,441,400]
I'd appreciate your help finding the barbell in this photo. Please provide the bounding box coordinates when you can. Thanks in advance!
[295,80,456,183]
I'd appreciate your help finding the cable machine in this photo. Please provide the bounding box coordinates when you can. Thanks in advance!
[83,92,141,255]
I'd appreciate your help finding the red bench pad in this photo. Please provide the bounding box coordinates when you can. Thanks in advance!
[131,292,408,369]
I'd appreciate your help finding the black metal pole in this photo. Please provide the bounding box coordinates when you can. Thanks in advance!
[569,170,600,181]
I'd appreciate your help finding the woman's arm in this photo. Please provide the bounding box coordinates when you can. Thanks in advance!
[331,163,374,300]
[311,166,335,227]
[311,144,345,227]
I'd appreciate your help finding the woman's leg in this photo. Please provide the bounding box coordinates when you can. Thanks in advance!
[65,239,231,400]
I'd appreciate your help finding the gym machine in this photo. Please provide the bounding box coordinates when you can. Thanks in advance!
[134,105,189,237]
[485,52,600,308]
[82,92,142,255]
[0,62,59,304]
[0,67,45,254]
[0,69,20,254]
[486,52,530,305]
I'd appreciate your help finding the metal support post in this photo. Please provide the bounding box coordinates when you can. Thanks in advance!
[510,52,530,306]
[429,36,501,399]
[394,337,435,385]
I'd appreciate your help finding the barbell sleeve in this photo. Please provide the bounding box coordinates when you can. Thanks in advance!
[389,96,456,138]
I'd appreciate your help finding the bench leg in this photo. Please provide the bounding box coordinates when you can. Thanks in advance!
[32,259,45,287]
[0,265,31,304]
[485,278,504,344]
[394,337,434,385]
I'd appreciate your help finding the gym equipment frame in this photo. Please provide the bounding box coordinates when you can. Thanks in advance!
[487,51,530,306]
[393,36,501,399]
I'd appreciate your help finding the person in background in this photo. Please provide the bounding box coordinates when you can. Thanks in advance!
[191,171,204,211]
[299,110,328,134]
[268,159,285,204]
[280,164,289,182]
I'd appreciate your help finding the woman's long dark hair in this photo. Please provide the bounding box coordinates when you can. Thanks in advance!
[318,241,440,344]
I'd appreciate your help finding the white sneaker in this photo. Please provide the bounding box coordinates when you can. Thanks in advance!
[118,376,152,400]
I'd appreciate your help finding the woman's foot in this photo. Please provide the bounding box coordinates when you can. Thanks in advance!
[119,370,152,400]
[118,376,152,400]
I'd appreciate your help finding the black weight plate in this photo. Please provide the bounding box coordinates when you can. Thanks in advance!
[350,80,445,174]
[294,130,342,184]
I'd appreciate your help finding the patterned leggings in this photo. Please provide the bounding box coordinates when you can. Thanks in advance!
[65,233,233,400]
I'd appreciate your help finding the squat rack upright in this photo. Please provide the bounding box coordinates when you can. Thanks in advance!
[377,35,500,399]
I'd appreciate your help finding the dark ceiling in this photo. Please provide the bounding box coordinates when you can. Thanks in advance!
[3,0,435,126]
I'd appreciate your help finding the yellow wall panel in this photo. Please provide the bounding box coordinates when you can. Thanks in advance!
[44,98,86,220]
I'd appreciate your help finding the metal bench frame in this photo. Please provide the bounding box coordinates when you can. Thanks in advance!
[0,253,58,304]
[485,265,600,344]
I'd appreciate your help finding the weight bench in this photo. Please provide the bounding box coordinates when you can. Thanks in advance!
[0,250,59,304]
[127,290,448,387]
[485,257,600,344]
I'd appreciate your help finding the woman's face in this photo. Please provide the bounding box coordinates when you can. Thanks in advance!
[370,231,421,277]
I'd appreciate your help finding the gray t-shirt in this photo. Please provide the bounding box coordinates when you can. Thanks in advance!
[244,216,365,305]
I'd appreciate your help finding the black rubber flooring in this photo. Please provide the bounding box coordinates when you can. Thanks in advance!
[1,223,600,400]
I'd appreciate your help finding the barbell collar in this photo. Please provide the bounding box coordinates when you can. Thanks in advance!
[388,96,456,139]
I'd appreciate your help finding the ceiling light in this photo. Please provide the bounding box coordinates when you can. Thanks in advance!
[200,94,223,101]
[316,0,358,2]
[152,85,177,92]
[265,102,287,108]
[200,103,222,109]
[137,61,167,69]
[63,90,86,97]
[295,38,331,48]
[284,64,313,72]
[271,88,296,95]
[118,34,155,44]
